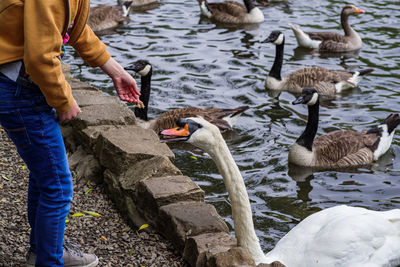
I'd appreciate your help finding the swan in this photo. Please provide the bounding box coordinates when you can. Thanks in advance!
[289,5,365,52]
[125,60,249,132]
[159,116,400,266]
[290,88,400,168]
[263,30,373,96]
[197,0,264,24]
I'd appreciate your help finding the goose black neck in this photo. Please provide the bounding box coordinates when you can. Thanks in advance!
[296,100,319,151]
[243,0,255,12]
[268,37,284,80]
[134,70,152,121]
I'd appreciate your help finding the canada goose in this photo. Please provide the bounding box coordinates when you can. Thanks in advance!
[289,5,365,52]
[263,30,373,96]
[289,88,400,168]
[159,117,400,266]
[197,0,264,24]
[118,0,159,8]
[125,60,249,133]
[88,1,133,32]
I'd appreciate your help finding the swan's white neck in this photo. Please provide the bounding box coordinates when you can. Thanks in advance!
[206,135,266,264]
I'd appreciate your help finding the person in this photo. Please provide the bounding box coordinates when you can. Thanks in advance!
[0,0,140,266]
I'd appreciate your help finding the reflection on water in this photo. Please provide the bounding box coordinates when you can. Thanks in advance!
[65,0,400,251]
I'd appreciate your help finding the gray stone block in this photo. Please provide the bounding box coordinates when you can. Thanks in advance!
[71,103,136,130]
[137,175,204,225]
[69,79,99,91]
[72,90,120,107]
[95,125,174,175]
[184,232,237,267]
[120,156,182,192]
[208,247,256,267]
[159,202,229,250]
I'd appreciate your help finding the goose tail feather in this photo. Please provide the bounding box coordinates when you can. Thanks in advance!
[348,68,373,86]
[121,1,133,16]
[289,23,320,49]
[359,68,374,76]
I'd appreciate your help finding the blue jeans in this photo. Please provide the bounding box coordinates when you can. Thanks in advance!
[0,74,73,266]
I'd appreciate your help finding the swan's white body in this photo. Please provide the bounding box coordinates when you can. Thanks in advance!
[182,117,400,266]
[264,205,400,267]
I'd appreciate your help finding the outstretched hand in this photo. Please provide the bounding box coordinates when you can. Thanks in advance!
[112,70,140,103]
[100,57,140,103]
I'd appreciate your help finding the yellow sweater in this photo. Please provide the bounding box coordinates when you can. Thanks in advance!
[0,0,111,112]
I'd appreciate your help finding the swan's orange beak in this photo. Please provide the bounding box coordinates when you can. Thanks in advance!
[160,124,189,137]
[354,7,365,14]
[159,124,191,143]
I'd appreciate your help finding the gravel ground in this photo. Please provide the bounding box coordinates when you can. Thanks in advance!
[0,128,188,267]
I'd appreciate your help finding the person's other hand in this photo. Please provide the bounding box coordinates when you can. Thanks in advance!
[58,99,81,122]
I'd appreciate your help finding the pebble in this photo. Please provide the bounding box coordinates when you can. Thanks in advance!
[0,129,188,267]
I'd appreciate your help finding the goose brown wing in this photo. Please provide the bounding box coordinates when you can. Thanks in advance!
[285,67,352,89]
[208,1,247,16]
[305,32,352,51]
[152,107,207,132]
[305,31,347,42]
[312,130,374,166]
[207,1,248,23]
[152,106,247,132]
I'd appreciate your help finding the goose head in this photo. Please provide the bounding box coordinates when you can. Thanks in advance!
[382,113,400,135]
[159,117,221,151]
[262,30,284,46]
[342,4,365,16]
[292,87,319,106]
[126,59,152,77]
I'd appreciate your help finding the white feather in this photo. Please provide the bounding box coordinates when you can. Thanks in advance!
[374,124,395,160]
[264,205,400,267]
[265,76,284,90]
[200,1,212,18]
[138,64,152,76]
[307,93,319,106]
[348,71,362,86]
[246,7,264,23]
[289,23,321,49]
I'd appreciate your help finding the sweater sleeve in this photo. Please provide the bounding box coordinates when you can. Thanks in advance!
[69,25,111,68]
[23,0,73,113]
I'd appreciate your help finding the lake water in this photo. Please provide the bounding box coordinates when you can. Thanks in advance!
[64,0,400,252]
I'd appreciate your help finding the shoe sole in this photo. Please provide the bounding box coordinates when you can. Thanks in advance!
[26,256,98,267]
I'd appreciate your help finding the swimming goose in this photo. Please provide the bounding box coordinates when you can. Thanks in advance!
[197,0,264,24]
[118,0,160,9]
[88,1,133,32]
[289,5,365,52]
[159,116,400,266]
[289,88,400,168]
[263,30,373,96]
[125,60,249,133]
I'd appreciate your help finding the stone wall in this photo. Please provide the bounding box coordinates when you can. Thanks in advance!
[62,73,262,266]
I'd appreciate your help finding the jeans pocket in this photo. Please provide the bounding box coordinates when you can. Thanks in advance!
[0,110,31,149]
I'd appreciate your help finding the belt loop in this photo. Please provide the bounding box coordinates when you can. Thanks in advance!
[15,84,22,97]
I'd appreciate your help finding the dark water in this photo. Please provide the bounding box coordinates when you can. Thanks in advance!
[65,0,400,251]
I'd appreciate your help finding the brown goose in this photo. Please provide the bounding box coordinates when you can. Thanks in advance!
[118,0,159,9]
[197,0,264,24]
[88,1,133,32]
[289,88,400,168]
[263,30,373,96]
[289,5,365,52]
[125,60,249,133]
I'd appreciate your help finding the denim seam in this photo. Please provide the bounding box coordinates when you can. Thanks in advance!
[37,110,64,266]
[16,109,32,146]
